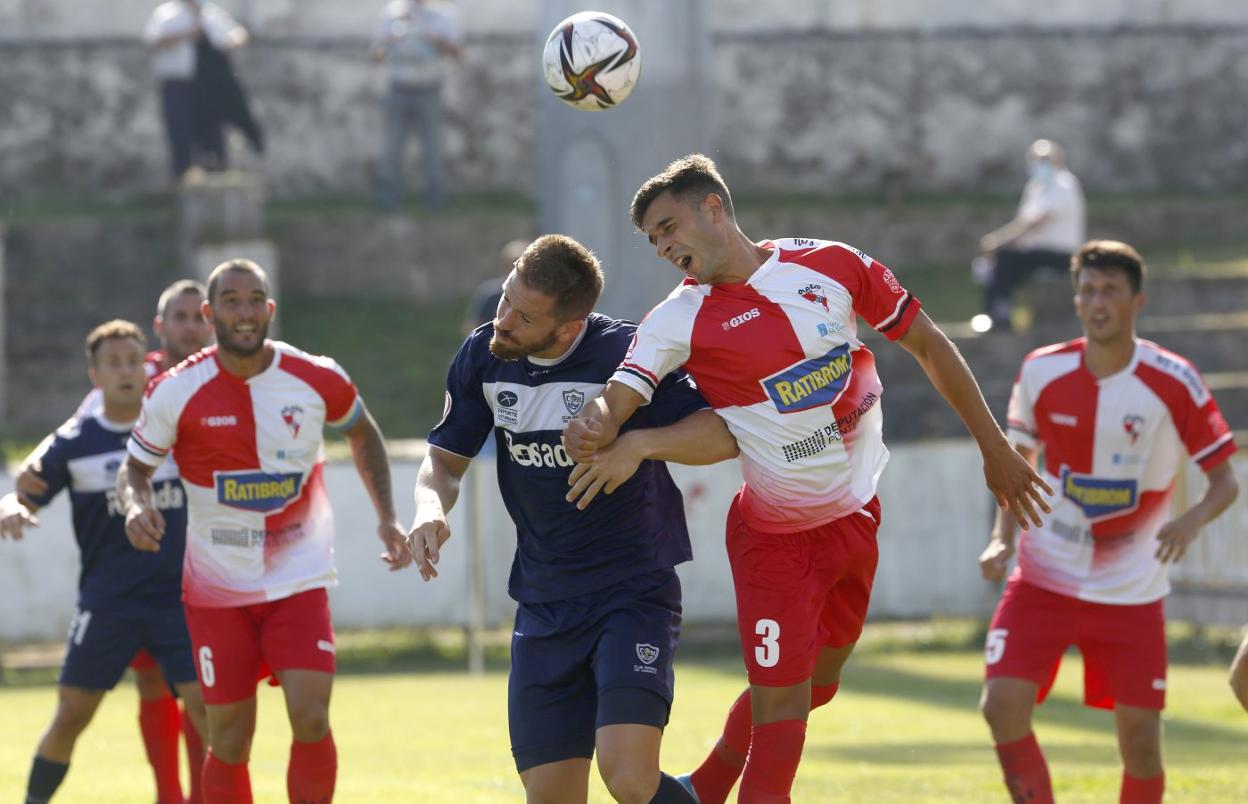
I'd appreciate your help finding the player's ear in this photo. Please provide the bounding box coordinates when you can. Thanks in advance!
[267,298,277,317]
[153,314,165,339]
[704,192,725,221]
[87,362,99,387]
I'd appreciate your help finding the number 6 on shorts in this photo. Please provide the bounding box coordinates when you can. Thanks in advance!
[755,618,780,668]
[198,645,216,687]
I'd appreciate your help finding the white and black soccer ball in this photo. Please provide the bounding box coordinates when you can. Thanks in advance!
[542,11,641,111]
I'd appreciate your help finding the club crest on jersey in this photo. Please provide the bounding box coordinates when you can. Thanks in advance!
[1059,467,1138,521]
[1122,414,1144,445]
[215,470,303,513]
[762,344,853,413]
[562,389,585,415]
[281,405,304,438]
[636,643,659,665]
[798,284,829,312]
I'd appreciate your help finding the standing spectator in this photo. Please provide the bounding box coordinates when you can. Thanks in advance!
[143,0,253,180]
[371,0,463,211]
[978,139,1086,331]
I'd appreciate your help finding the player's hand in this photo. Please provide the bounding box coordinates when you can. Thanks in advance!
[562,416,605,463]
[378,519,413,572]
[0,493,39,541]
[125,504,166,552]
[978,537,1014,583]
[982,441,1052,530]
[566,435,644,510]
[1155,509,1204,564]
[15,461,49,502]
[407,519,450,582]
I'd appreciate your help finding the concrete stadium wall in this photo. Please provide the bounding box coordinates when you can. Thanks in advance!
[2,445,1243,642]
[2,22,1247,199]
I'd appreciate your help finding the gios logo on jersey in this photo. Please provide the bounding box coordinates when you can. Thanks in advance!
[215,470,304,513]
[1059,467,1138,520]
[503,431,574,469]
[761,344,853,413]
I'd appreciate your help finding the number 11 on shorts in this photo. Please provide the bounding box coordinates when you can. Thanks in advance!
[755,618,780,668]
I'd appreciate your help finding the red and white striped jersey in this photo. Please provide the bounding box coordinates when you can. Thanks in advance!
[127,342,362,607]
[612,238,921,533]
[1006,338,1236,603]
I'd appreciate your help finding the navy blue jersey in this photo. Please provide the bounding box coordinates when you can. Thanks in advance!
[29,413,187,612]
[429,313,707,603]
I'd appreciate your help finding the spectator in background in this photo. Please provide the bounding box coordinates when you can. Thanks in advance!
[143,0,261,181]
[372,0,463,211]
[462,239,529,337]
[976,139,1086,331]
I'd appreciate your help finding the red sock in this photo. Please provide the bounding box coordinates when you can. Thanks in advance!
[690,684,838,804]
[139,695,184,804]
[737,719,807,803]
[182,712,206,804]
[288,731,337,804]
[994,733,1054,804]
[1120,771,1164,804]
[203,751,252,804]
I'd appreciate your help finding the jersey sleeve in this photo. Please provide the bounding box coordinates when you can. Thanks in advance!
[807,242,922,340]
[1178,377,1237,472]
[633,368,710,428]
[26,428,72,507]
[128,380,180,467]
[1005,364,1038,450]
[427,339,494,458]
[315,359,362,431]
[610,292,696,404]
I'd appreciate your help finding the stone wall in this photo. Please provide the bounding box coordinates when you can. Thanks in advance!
[1,24,1246,200]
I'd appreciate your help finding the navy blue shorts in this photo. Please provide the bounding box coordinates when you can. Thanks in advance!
[509,568,683,772]
[59,603,197,691]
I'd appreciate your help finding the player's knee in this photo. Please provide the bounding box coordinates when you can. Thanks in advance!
[599,765,657,804]
[979,685,1028,732]
[48,700,95,738]
[287,703,330,741]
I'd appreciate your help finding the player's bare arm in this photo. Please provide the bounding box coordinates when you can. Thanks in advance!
[897,311,1052,528]
[343,402,413,572]
[978,443,1039,582]
[118,455,166,552]
[0,491,40,541]
[14,438,52,503]
[408,446,472,581]
[563,381,647,462]
[567,409,739,509]
[1155,461,1238,564]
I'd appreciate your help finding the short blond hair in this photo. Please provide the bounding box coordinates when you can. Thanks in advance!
[85,319,146,364]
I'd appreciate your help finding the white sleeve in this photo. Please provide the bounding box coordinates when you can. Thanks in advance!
[610,292,696,403]
[127,382,179,467]
[1005,364,1037,450]
[202,4,245,48]
[142,6,173,44]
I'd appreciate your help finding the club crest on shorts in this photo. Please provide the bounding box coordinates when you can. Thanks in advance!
[562,388,586,415]
[635,643,659,665]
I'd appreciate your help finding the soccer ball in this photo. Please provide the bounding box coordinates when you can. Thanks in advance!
[542,11,642,111]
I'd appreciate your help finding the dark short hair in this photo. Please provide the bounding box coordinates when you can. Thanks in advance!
[207,259,270,304]
[1070,240,1146,294]
[514,234,604,321]
[630,153,735,230]
[85,319,146,364]
[156,279,207,319]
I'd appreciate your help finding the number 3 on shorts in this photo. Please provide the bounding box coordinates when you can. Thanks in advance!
[755,619,780,668]
[198,646,216,687]
[985,628,1008,665]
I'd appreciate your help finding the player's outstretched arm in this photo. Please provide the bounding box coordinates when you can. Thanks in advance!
[566,409,738,510]
[563,381,647,463]
[897,311,1053,529]
[118,456,166,552]
[343,402,413,573]
[0,492,40,541]
[13,435,52,504]
[978,444,1038,582]
[409,446,472,581]
[1155,461,1239,564]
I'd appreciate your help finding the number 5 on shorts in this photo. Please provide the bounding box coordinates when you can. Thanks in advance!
[755,619,780,668]
[985,628,1008,665]
[198,646,216,687]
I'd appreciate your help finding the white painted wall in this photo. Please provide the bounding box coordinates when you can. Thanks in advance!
[3,444,1242,641]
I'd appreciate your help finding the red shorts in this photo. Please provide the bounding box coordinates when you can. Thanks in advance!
[184,587,336,705]
[129,649,158,670]
[985,577,1166,710]
[728,493,881,686]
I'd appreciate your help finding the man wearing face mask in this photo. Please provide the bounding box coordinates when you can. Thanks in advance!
[978,139,1086,332]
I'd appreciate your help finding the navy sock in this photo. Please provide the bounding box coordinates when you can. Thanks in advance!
[26,756,69,803]
[651,772,697,803]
